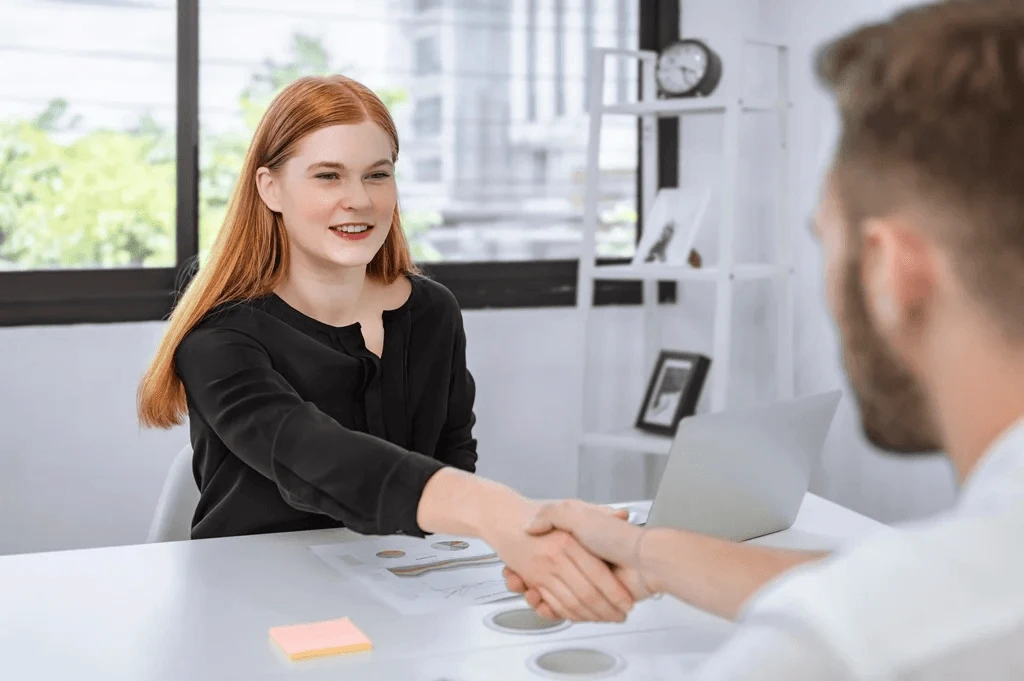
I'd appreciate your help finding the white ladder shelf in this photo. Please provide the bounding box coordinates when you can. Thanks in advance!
[574,37,795,495]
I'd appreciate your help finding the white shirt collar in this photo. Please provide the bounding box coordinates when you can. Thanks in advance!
[956,418,1024,515]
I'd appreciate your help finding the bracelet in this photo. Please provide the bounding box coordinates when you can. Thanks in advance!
[631,528,661,600]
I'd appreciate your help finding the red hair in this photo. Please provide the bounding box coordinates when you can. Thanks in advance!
[138,75,417,429]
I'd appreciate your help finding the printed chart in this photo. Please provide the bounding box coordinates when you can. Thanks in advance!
[310,534,520,615]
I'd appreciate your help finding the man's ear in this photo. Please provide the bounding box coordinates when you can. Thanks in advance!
[860,215,934,331]
[255,167,282,213]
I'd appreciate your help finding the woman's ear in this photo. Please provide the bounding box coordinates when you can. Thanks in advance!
[255,167,282,213]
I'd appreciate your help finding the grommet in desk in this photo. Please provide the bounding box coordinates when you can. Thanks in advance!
[526,647,626,679]
[484,606,572,635]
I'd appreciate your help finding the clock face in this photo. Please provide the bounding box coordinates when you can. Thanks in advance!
[657,42,708,94]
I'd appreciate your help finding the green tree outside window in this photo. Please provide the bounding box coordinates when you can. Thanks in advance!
[0,33,442,271]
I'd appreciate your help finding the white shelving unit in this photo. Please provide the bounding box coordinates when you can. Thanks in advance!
[574,37,795,495]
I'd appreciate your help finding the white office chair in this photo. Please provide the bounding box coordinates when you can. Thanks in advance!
[146,444,200,543]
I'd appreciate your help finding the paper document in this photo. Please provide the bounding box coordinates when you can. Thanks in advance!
[310,534,520,615]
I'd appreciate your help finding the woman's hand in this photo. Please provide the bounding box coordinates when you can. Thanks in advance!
[480,498,636,623]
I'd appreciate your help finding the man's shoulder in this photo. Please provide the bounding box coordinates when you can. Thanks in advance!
[743,504,1024,679]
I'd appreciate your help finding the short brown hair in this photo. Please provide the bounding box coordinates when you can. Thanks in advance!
[816,0,1024,335]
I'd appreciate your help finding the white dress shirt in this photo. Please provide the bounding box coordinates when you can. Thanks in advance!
[693,420,1024,681]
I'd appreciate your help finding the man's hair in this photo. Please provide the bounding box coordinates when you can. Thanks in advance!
[816,0,1024,335]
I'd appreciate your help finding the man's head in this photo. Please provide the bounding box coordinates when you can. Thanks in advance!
[813,1,1024,454]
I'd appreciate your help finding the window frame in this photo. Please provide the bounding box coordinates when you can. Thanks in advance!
[0,0,678,327]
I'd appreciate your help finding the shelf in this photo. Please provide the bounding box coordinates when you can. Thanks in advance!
[603,98,727,116]
[585,263,785,282]
[601,97,788,117]
[741,98,790,112]
[744,33,790,48]
[580,429,674,456]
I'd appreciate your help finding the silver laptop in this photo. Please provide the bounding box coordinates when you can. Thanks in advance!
[643,390,842,541]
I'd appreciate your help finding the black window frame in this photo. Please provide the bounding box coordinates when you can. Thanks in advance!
[0,0,678,327]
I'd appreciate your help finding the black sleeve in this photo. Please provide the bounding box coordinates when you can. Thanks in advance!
[433,312,479,472]
[175,326,445,537]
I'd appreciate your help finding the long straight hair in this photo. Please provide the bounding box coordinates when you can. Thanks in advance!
[138,75,417,429]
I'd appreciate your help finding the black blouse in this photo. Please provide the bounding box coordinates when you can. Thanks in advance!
[173,274,478,540]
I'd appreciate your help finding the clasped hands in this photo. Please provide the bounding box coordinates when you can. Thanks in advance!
[493,500,658,623]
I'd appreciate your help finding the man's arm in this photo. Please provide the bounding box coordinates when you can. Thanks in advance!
[509,500,828,621]
[637,527,828,620]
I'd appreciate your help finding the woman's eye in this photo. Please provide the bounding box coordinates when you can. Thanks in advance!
[316,172,339,180]
[369,172,391,180]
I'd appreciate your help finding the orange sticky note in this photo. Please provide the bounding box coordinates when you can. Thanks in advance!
[269,617,373,661]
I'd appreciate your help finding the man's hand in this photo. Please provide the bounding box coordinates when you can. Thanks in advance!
[526,500,647,568]
[484,501,636,623]
[502,502,657,620]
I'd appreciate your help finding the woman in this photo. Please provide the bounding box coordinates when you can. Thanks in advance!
[137,75,633,623]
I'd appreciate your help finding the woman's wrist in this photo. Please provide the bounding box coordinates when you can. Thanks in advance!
[418,467,534,542]
[472,486,537,547]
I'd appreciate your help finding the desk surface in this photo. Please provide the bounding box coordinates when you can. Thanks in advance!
[0,494,884,681]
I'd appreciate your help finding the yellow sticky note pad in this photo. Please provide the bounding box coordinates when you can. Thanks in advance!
[269,617,373,661]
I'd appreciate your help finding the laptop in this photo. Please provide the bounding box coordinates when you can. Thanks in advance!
[641,390,842,542]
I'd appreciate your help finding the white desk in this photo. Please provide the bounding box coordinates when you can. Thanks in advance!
[0,494,884,680]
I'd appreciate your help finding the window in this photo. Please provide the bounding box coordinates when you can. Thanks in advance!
[532,150,548,187]
[413,96,443,137]
[583,0,595,111]
[554,0,566,117]
[399,0,640,263]
[0,0,177,270]
[198,0,639,266]
[2,0,666,325]
[414,36,442,76]
[415,157,443,183]
[616,0,631,103]
[0,0,193,325]
[526,0,538,122]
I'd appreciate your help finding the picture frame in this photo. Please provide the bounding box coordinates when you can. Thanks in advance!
[635,350,711,436]
[631,186,711,267]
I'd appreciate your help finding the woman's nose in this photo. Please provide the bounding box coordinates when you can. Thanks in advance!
[340,180,373,211]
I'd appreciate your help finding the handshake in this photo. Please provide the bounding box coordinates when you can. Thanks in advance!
[490,499,659,623]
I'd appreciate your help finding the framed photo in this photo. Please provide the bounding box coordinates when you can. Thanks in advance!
[631,186,711,267]
[635,351,711,436]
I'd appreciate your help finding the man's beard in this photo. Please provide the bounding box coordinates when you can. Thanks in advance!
[839,257,942,453]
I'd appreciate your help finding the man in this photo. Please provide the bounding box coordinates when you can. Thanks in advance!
[507,1,1024,677]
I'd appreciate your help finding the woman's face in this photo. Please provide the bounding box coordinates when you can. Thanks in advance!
[256,120,397,272]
